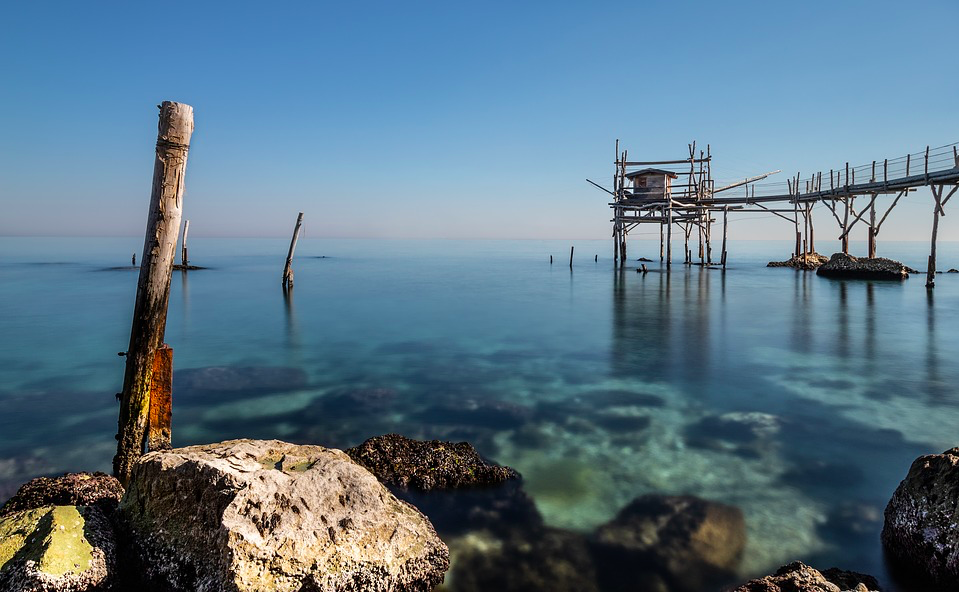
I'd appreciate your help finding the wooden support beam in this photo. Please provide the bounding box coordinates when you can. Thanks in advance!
[927,185,943,288]
[282,212,304,289]
[146,345,172,451]
[839,193,878,240]
[721,206,728,268]
[114,101,194,486]
[180,219,190,266]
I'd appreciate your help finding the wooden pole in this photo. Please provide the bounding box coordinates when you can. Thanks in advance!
[926,185,943,288]
[868,196,877,258]
[721,205,728,268]
[282,212,304,289]
[660,223,664,262]
[132,253,136,266]
[842,196,851,254]
[569,245,574,269]
[113,101,194,486]
[180,219,190,266]
[146,345,172,451]
[808,203,815,253]
[666,201,673,268]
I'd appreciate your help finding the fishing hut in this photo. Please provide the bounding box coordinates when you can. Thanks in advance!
[594,140,959,286]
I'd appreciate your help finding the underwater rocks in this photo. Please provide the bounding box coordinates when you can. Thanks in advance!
[0,504,116,592]
[815,253,910,280]
[591,494,746,592]
[174,365,307,395]
[347,434,519,491]
[767,252,830,270]
[0,472,123,518]
[119,439,449,592]
[882,447,959,586]
[685,411,780,458]
[732,561,880,592]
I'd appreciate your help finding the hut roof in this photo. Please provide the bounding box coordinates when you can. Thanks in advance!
[625,168,678,179]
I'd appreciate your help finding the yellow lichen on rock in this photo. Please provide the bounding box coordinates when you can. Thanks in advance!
[0,505,94,579]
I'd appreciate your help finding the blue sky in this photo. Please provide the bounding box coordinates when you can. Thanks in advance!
[1,0,957,242]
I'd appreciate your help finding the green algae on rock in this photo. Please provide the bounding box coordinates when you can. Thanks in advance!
[347,433,519,491]
[0,505,115,592]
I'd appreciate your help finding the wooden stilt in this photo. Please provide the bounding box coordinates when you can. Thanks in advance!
[132,253,136,266]
[282,212,304,289]
[721,206,728,268]
[868,196,877,258]
[660,223,664,262]
[926,185,943,288]
[181,219,190,266]
[146,345,172,451]
[569,245,574,269]
[842,196,851,254]
[666,202,673,268]
[114,101,194,486]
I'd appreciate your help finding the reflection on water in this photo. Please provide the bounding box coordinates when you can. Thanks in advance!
[1,238,958,591]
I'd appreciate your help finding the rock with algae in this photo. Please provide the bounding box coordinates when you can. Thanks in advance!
[0,472,123,518]
[119,439,449,592]
[0,505,115,592]
[346,433,519,491]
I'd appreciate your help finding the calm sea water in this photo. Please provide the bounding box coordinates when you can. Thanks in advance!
[1,236,958,590]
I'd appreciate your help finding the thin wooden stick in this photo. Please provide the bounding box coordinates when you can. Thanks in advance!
[927,185,942,288]
[282,212,304,289]
[180,219,190,266]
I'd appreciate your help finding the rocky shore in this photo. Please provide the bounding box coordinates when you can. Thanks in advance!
[3,437,959,591]
[767,252,829,270]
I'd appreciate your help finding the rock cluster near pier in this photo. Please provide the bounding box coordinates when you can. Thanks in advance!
[732,561,880,592]
[767,252,829,270]
[816,253,911,280]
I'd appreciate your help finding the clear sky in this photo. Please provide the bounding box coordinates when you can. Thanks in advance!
[2,0,957,242]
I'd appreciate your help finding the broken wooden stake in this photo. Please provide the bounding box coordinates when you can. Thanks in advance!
[282,212,304,290]
[114,101,193,486]
[181,219,190,267]
[569,246,574,269]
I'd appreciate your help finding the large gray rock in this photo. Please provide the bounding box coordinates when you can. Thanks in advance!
[882,447,959,586]
[816,253,910,280]
[591,494,746,592]
[0,505,116,592]
[731,561,880,591]
[119,439,449,592]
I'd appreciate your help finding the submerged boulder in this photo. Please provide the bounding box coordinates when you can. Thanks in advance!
[0,505,116,592]
[767,252,829,270]
[882,447,959,586]
[816,253,910,280]
[0,472,123,518]
[591,494,746,591]
[119,439,449,592]
[346,433,518,491]
[732,561,880,591]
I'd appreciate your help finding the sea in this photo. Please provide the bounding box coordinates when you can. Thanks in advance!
[1,236,957,591]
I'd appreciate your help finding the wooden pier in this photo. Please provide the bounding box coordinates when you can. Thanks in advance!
[596,141,959,287]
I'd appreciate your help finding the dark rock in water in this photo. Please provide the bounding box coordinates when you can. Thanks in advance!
[819,501,882,544]
[685,411,780,457]
[119,439,448,592]
[0,472,123,518]
[347,433,518,491]
[731,561,880,591]
[816,253,910,280]
[637,257,653,262]
[174,365,307,394]
[171,264,206,270]
[450,527,601,592]
[781,459,864,490]
[0,504,117,592]
[948,268,959,273]
[882,447,959,586]
[591,494,746,592]
[767,252,830,270]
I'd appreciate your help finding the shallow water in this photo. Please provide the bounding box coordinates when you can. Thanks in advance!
[1,236,957,590]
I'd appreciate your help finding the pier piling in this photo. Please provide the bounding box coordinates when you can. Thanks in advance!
[282,212,304,290]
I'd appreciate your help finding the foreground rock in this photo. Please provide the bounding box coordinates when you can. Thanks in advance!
[0,472,123,518]
[120,439,449,592]
[816,253,910,280]
[767,252,829,270]
[0,505,116,592]
[591,494,746,591]
[732,561,880,591]
[347,434,518,490]
[882,447,959,586]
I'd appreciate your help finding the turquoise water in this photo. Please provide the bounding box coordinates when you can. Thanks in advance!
[1,236,958,590]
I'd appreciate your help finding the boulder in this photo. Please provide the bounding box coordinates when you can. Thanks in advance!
[119,439,449,592]
[0,505,116,592]
[816,253,910,280]
[591,494,746,591]
[731,561,880,591]
[882,447,959,585]
[346,434,518,491]
[0,472,123,518]
[767,252,829,270]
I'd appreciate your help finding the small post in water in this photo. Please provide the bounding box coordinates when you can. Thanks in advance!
[569,246,574,269]
[181,219,190,267]
[132,253,136,266]
[282,212,304,290]
[114,101,194,486]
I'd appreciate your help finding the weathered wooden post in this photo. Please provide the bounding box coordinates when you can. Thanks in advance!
[131,253,136,266]
[282,212,304,290]
[721,206,728,268]
[927,185,943,288]
[114,101,194,486]
[181,219,190,266]
[569,245,574,269]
